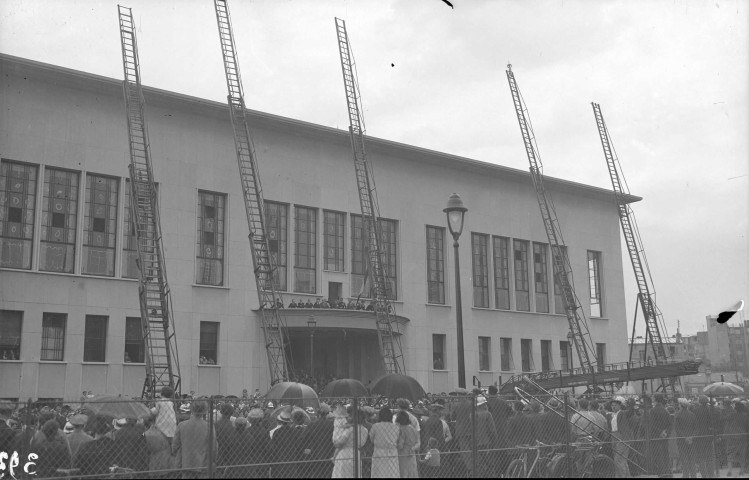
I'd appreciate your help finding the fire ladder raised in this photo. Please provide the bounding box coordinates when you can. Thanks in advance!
[592,102,675,392]
[213,0,289,384]
[334,18,405,375]
[506,65,598,375]
[118,5,181,399]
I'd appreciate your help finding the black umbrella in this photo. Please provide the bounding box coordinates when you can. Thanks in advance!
[370,374,426,402]
[321,378,369,398]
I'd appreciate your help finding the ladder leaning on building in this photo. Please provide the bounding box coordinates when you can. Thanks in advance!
[117,5,181,399]
[592,102,676,393]
[506,65,598,376]
[213,0,290,385]
[333,18,405,375]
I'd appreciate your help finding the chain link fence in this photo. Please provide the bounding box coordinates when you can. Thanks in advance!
[2,391,749,478]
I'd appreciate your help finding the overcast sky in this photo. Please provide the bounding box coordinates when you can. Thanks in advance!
[1,0,747,338]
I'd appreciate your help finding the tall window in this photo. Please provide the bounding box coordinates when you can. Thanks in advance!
[294,206,317,293]
[265,202,288,291]
[541,339,553,371]
[432,334,446,370]
[323,210,345,272]
[500,338,514,371]
[521,339,534,372]
[426,226,445,304]
[533,242,549,313]
[513,240,530,311]
[351,215,398,300]
[588,251,603,317]
[199,322,219,365]
[83,315,107,362]
[479,336,491,371]
[560,341,570,371]
[471,233,489,308]
[122,179,138,278]
[82,175,118,276]
[596,343,606,370]
[553,246,568,314]
[121,181,161,279]
[0,311,22,360]
[0,160,37,269]
[493,236,510,310]
[41,313,66,361]
[124,317,145,364]
[40,168,79,273]
[196,191,226,286]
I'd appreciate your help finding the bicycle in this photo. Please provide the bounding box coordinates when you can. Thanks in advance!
[505,442,553,478]
[546,436,615,478]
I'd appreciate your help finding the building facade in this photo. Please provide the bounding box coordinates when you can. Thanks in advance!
[0,54,634,400]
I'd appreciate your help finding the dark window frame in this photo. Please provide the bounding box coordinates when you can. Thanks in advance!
[294,206,317,294]
[323,210,345,272]
[265,201,288,291]
[82,174,118,277]
[471,233,489,308]
[196,190,226,286]
[479,336,491,371]
[426,226,445,304]
[493,236,511,310]
[199,321,219,365]
[124,317,145,364]
[41,313,66,362]
[432,334,446,370]
[83,315,108,363]
[0,159,38,270]
[40,168,79,273]
[0,310,22,360]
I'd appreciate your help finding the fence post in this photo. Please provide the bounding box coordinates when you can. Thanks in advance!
[564,392,572,478]
[353,397,360,479]
[644,398,652,475]
[208,397,215,478]
[710,394,718,477]
[471,394,477,475]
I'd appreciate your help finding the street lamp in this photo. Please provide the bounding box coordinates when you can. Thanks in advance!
[444,193,468,389]
[567,331,576,395]
[307,316,317,378]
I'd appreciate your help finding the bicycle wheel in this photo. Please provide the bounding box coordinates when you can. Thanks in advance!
[505,458,526,478]
[547,453,573,478]
[532,456,551,478]
[588,454,615,478]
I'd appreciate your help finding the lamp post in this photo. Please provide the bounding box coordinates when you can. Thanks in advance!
[567,331,576,395]
[307,316,317,378]
[444,193,468,389]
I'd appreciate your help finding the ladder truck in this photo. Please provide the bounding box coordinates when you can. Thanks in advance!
[117,5,181,398]
[213,0,290,384]
[506,65,598,376]
[334,18,405,375]
[592,102,676,392]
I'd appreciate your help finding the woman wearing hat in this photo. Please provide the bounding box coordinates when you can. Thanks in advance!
[369,407,400,478]
[332,406,369,478]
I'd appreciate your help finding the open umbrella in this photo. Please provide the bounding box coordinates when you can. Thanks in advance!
[321,379,368,398]
[265,382,320,409]
[703,381,744,396]
[370,374,426,402]
[84,395,151,420]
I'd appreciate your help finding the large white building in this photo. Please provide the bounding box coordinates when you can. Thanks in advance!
[0,54,636,401]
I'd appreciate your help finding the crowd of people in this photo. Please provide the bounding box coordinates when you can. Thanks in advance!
[2,386,749,478]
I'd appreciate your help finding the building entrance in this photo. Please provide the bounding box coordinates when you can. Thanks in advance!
[286,328,385,389]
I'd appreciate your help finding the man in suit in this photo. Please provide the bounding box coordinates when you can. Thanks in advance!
[674,397,697,478]
[66,414,93,465]
[650,393,672,477]
[607,396,633,478]
[451,391,476,476]
[172,399,218,479]
[303,403,335,478]
[214,403,235,468]
[474,396,498,477]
